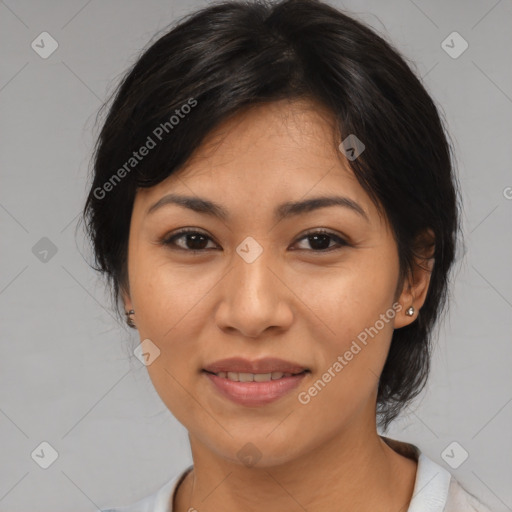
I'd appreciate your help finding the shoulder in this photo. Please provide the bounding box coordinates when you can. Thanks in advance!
[444,478,493,512]
[101,465,193,512]
[380,436,493,512]
[410,452,493,512]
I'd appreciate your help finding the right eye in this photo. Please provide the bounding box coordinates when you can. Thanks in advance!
[161,228,219,253]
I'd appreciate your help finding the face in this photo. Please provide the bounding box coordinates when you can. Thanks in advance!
[122,99,427,467]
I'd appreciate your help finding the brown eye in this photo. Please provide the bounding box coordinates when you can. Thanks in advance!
[161,228,349,254]
[162,229,217,252]
[292,230,349,252]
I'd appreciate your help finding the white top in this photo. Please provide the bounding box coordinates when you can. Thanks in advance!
[102,437,493,512]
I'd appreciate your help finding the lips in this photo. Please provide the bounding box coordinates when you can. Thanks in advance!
[203,368,309,406]
[202,357,311,406]
[202,357,309,375]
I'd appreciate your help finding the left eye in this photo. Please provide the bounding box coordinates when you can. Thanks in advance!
[293,230,349,252]
[161,229,348,253]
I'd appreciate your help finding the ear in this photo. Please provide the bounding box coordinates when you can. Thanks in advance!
[120,282,133,313]
[394,228,435,329]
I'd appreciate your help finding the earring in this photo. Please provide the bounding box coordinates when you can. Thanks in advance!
[125,309,136,328]
[405,306,415,316]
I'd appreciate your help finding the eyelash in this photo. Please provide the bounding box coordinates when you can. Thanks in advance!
[160,228,350,254]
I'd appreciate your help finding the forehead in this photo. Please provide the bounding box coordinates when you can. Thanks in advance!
[133,99,384,227]
[181,98,344,175]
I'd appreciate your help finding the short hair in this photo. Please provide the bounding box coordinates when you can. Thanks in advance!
[81,0,462,431]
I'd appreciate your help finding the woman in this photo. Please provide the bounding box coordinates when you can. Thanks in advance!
[82,0,492,510]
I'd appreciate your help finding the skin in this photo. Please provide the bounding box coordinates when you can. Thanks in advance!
[122,98,434,512]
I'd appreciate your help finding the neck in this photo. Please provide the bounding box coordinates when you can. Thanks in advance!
[174,426,417,512]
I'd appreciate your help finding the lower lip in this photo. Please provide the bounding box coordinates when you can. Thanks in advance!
[203,371,308,406]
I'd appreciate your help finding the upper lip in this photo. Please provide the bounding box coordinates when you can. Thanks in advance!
[203,357,309,374]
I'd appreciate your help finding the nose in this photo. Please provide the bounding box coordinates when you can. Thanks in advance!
[214,248,294,338]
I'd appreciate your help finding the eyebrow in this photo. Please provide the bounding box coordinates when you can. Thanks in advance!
[146,193,369,223]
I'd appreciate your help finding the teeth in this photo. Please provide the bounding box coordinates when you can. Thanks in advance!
[213,371,299,381]
[254,373,272,382]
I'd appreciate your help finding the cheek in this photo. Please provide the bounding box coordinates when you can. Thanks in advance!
[128,253,214,408]
[308,249,398,333]
[302,251,399,387]
[295,285,397,437]
[131,250,217,340]
[132,258,211,423]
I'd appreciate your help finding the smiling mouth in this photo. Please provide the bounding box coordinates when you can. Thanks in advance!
[202,369,309,382]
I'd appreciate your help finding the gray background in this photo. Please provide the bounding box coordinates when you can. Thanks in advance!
[1,0,511,510]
